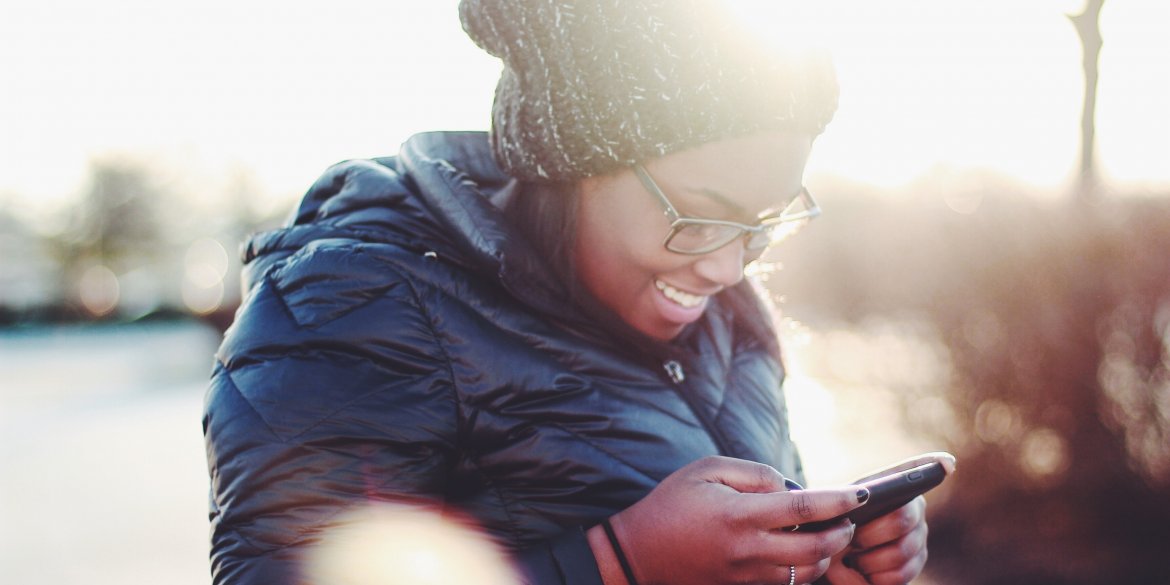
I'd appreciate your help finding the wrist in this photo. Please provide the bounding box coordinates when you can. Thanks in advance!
[586,523,630,585]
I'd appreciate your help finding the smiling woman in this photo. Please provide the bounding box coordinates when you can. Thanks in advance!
[201,1,948,584]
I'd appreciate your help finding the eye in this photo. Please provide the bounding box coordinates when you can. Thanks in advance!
[672,222,742,252]
[690,223,730,239]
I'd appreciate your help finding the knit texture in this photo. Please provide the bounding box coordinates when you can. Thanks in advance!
[459,0,839,182]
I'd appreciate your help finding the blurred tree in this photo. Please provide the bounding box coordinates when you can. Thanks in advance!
[3,155,284,324]
[75,157,166,264]
[47,157,170,317]
[0,205,59,320]
[1068,0,1104,201]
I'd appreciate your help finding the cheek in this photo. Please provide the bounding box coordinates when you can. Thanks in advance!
[583,218,675,280]
[579,201,660,267]
[576,219,670,315]
[573,179,691,303]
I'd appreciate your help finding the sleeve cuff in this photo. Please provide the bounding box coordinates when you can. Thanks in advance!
[515,527,604,585]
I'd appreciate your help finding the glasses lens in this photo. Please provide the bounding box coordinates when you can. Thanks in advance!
[667,222,744,254]
[661,188,820,256]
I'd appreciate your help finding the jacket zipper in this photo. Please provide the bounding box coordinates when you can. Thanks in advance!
[661,359,735,457]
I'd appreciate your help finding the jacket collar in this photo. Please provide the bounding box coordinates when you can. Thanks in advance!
[398,132,582,324]
[246,131,725,357]
[402,133,727,361]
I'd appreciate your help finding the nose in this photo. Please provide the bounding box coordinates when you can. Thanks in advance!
[691,239,747,287]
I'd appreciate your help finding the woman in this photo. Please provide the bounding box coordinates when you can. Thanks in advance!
[203,1,943,584]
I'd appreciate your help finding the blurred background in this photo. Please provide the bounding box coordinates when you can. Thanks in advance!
[1,1,1168,584]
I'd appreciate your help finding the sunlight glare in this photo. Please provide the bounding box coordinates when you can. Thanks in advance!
[1,0,1167,214]
[727,0,1116,190]
[1095,2,1170,187]
[0,0,499,207]
[306,504,518,585]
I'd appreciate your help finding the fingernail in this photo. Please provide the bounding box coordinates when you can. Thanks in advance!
[784,478,804,491]
[856,488,870,504]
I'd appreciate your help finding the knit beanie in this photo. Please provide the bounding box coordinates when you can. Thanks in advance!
[459,0,838,182]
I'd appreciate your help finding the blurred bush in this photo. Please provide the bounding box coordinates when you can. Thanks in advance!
[771,173,1170,585]
[0,156,284,329]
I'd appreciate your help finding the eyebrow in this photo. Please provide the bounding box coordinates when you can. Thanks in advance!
[683,186,795,222]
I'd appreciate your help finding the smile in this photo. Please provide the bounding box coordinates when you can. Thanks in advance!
[655,280,707,308]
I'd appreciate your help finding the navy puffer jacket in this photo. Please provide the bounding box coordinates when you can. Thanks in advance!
[203,131,803,585]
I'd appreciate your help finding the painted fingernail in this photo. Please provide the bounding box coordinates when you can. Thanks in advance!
[856,488,870,504]
[784,478,804,491]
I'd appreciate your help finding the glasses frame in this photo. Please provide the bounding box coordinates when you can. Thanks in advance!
[632,163,821,256]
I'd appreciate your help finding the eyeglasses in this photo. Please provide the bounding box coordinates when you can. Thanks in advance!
[633,163,820,258]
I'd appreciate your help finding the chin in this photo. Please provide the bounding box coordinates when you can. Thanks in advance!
[640,322,685,342]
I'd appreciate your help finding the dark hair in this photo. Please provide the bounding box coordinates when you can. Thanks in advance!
[502,179,782,363]
[502,179,581,300]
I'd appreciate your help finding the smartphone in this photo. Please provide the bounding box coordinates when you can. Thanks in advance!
[794,458,950,532]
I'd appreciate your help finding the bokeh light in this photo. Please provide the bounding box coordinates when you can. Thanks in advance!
[974,399,1022,446]
[1097,300,1170,485]
[181,238,228,314]
[1019,427,1069,482]
[306,504,518,585]
[78,264,119,317]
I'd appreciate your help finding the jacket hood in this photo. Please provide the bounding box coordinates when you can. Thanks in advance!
[241,131,576,325]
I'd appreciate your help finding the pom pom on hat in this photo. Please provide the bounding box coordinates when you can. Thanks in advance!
[460,0,838,182]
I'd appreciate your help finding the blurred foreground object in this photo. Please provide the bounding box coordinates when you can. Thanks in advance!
[306,504,519,585]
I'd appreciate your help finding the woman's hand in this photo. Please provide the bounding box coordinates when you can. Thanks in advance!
[822,496,928,585]
[589,456,870,585]
[823,453,955,585]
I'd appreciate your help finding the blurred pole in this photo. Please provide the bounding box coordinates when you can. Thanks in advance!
[1068,0,1104,202]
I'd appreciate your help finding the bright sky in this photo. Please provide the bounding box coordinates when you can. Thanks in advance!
[2,0,1167,216]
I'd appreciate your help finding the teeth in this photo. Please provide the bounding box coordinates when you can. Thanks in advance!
[655,280,705,308]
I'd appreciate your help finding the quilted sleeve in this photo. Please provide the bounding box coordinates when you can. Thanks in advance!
[203,245,459,585]
[204,237,607,585]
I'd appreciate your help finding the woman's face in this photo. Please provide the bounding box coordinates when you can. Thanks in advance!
[574,131,813,341]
